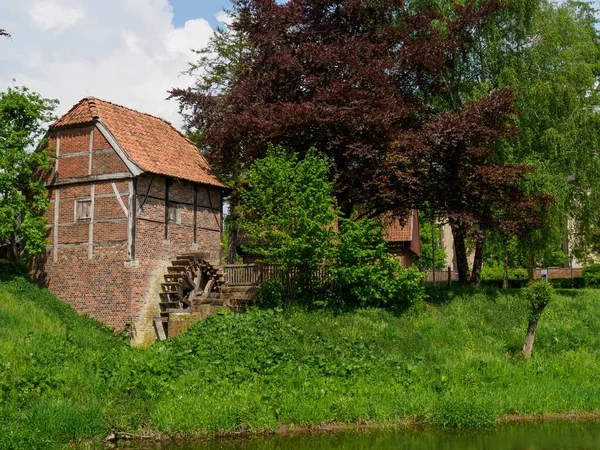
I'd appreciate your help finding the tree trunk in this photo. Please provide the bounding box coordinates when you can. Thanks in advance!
[503,239,509,290]
[522,304,546,358]
[561,227,570,268]
[8,231,18,265]
[469,237,485,286]
[451,224,469,286]
[226,204,238,265]
[522,318,538,358]
[528,248,535,281]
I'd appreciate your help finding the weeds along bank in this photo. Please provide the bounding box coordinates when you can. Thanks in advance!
[1,274,600,449]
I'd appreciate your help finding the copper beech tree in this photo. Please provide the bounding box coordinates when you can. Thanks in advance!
[172,0,552,284]
[410,89,553,284]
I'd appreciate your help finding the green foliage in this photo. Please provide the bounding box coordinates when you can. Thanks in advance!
[239,145,337,273]
[523,281,554,319]
[335,218,425,306]
[238,147,424,306]
[4,276,600,446]
[432,397,497,429]
[415,218,447,271]
[481,262,528,281]
[0,86,58,263]
[582,264,600,287]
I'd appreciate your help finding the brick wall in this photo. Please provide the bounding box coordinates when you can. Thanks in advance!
[39,125,224,343]
[129,174,222,345]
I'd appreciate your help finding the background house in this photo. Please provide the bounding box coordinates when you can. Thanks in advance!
[383,210,421,267]
[37,97,228,345]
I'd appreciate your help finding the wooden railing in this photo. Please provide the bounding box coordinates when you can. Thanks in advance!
[224,264,583,289]
[223,263,334,289]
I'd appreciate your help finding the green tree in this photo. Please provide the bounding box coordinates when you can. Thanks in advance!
[464,0,600,276]
[238,146,424,306]
[415,217,447,271]
[238,145,338,279]
[0,86,57,263]
[522,280,554,358]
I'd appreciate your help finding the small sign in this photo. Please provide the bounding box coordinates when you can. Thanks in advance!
[541,269,548,281]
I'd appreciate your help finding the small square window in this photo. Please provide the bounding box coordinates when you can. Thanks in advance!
[75,199,92,221]
[168,204,181,225]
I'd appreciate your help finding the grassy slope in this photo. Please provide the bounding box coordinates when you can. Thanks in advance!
[1,274,600,448]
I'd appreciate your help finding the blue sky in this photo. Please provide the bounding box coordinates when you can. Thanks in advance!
[0,0,240,129]
[170,0,233,28]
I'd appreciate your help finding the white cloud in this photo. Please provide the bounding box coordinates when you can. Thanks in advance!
[215,10,234,26]
[28,0,84,34]
[1,0,216,129]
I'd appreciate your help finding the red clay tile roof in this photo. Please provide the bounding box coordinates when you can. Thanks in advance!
[52,97,228,188]
[382,212,413,242]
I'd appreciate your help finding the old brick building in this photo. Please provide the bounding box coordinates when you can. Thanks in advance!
[37,97,228,345]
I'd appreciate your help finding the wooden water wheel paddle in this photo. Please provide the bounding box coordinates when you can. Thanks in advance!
[154,253,225,340]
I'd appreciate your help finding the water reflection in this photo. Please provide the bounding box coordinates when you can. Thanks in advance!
[125,421,600,450]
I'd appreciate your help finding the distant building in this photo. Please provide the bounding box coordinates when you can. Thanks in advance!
[36,97,228,345]
[382,210,421,267]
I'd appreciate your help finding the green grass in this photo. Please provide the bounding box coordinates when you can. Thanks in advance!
[1,272,600,448]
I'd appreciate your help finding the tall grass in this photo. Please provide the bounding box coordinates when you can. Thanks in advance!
[1,271,600,448]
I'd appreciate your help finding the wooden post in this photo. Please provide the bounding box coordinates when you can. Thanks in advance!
[431,217,436,284]
[88,184,95,260]
[193,184,198,245]
[53,188,60,263]
[448,266,451,287]
[128,179,137,260]
[164,178,171,241]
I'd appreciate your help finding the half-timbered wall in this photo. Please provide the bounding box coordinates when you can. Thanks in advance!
[130,174,222,345]
[38,126,223,343]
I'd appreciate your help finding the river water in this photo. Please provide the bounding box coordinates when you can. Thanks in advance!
[129,421,600,449]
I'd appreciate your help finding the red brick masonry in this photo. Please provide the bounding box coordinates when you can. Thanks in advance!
[37,98,228,345]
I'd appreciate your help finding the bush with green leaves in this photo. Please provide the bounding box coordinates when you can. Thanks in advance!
[335,217,424,306]
[582,264,600,287]
[481,262,528,281]
[238,146,424,306]
[523,280,554,319]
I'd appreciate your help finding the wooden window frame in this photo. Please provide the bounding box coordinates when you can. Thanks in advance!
[75,198,92,222]
[168,203,181,225]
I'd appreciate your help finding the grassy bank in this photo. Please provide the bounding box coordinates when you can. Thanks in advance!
[1,274,600,448]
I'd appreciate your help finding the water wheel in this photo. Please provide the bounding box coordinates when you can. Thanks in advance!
[154,253,225,340]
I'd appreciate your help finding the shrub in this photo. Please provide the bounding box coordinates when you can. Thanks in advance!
[583,263,600,287]
[431,397,496,429]
[334,217,425,307]
[239,148,425,307]
[481,262,528,281]
[523,280,554,319]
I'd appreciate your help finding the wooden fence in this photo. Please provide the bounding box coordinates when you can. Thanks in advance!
[223,264,584,288]
[223,263,335,291]
[423,266,583,285]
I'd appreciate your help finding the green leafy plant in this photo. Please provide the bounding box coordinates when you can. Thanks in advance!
[522,280,554,358]
[582,264,600,287]
[0,86,57,264]
[238,146,424,306]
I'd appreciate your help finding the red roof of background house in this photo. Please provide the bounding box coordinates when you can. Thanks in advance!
[383,213,413,242]
[52,97,228,189]
[382,211,421,256]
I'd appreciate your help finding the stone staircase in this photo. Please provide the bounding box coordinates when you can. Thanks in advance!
[153,253,256,340]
